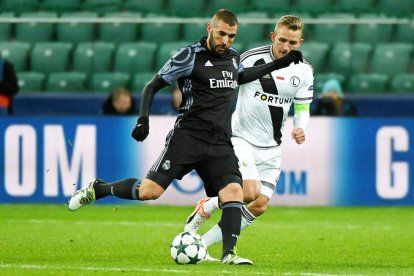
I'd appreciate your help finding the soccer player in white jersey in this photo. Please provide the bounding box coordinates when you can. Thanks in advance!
[184,15,314,249]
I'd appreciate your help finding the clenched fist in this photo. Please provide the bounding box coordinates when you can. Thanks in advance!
[131,116,149,142]
[291,127,305,144]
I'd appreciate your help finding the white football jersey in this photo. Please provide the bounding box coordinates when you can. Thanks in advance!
[232,45,314,147]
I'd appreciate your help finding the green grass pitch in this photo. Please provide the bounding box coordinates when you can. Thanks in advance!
[1,204,413,275]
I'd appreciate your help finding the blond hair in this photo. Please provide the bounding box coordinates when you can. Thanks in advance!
[274,15,304,37]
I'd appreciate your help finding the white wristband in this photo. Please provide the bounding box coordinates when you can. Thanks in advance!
[293,111,310,131]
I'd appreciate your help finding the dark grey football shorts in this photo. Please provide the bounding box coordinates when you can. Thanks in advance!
[146,129,242,197]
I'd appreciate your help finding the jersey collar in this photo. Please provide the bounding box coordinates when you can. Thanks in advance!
[269,45,276,61]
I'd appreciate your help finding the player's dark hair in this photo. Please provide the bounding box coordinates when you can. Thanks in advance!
[213,9,238,26]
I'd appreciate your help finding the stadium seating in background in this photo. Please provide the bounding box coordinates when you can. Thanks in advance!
[57,12,98,43]
[168,0,206,17]
[182,20,208,42]
[1,0,39,15]
[394,17,414,43]
[0,12,14,41]
[0,41,31,72]
[293,0,333,16]
[335,0,375,15]
[73,42,115,76]
[16,12,57,44]
[328,42,372,78]
[82,0,123,15]
[354,14,394,44]
[115,42,158,74]
[313,13,355,45]
[376,0,414,17]
[272,12,313,41]
[156,41,190,69]
[40,0,82,14]
[17,72,45,92]
[390,74,414,93]
[131,72,156,93]
[46,72,88,92]
[348,73,390,94]
[236,12,268,46]
[243,41,268,52]
[99,12,141,43]
[140,14,181,44]
[300,42,330,73]
[250,0,291,13]
[370,43,413,76]
[314,73,346,94]
[0,1,411,95]
[123,0,165,14]
[231,42,244,55]
[30,42,73,74]
[89,72,130,92]
[208,0,249,14]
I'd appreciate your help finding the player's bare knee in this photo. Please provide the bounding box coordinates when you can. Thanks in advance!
[256,203,268,216]
[242,180,260,203]
[219,182,243,202]
[249,195,269,216]
[243,193,257,203]
[248,202,267,217]
[139,189,160,200]
[228,182,243,194]
[139,180,164,200]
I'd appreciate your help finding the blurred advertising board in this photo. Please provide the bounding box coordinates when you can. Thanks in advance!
[1,116,413,206]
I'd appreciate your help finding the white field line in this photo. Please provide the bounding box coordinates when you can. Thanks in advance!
[0,263,348,276]
[5,219,181,227]
[2,219,394,230]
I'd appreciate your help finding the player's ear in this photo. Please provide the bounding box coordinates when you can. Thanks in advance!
[270,32,276,42]
[207,22,212,34]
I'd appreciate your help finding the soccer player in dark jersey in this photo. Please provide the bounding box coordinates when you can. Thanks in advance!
[184,15,314,248]
[68,9,303,265]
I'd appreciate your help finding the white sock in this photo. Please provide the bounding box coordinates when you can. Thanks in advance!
[202,205,257,247]
[241,205,256,230]
[203,196,219,216]
[202,224,222,247]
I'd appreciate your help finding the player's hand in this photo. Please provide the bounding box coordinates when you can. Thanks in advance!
[131,116,149,142]
[278,50,303,68]
[291,127,305,144]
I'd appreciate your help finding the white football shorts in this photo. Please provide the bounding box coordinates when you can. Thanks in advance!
[231,136,281,199]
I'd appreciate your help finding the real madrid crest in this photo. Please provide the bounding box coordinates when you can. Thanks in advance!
[162,160,171,170]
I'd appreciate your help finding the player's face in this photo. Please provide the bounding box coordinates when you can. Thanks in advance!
[271,26,303,59]
[207,20,237,55]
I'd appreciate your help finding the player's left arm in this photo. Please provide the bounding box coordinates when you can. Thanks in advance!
[292,65,314,144]
[292,103,310,144]
[238,50,302,84]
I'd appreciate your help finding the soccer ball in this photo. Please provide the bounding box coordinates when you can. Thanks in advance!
[170,231,207,264]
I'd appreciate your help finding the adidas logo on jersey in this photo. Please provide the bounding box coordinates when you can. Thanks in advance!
[205,60,213,66]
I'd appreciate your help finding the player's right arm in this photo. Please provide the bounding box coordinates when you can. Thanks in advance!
[131,75,168,142]
[131,45,195,142]
[138,75,169,118]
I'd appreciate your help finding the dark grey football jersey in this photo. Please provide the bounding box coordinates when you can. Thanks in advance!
[157,38,243,144]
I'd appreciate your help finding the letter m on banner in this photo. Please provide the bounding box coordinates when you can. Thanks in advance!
[43,125,96,197]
